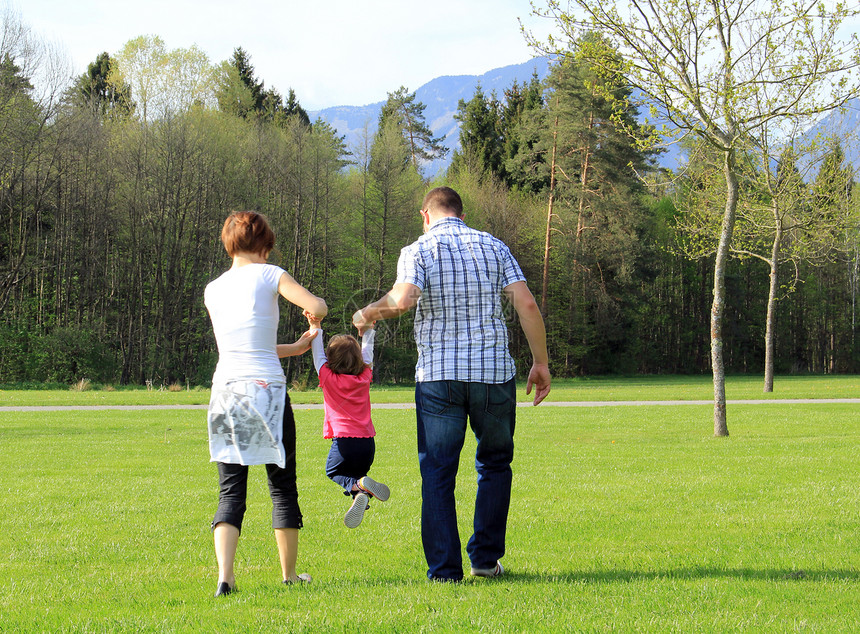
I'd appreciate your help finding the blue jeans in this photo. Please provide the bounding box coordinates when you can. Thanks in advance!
[415,379,516,581]
[326,437,376,496]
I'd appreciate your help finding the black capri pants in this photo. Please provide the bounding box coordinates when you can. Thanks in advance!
[212,394,303,532]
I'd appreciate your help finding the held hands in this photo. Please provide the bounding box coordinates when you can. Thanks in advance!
[277,310,322,358]
[351,309,376,336]
[303,310,322,331]
[305,307,374,336]
[276,328,318,358]
[297,328,318,347]
[526,363,551,406]
[293,328,318,355]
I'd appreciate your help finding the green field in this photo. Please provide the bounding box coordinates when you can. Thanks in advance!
[2,373,859,407]
[1,384,858,631]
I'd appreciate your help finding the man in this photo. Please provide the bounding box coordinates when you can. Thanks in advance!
[353,186,551,582]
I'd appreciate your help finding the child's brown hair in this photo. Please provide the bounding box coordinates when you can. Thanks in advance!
[326,334,367,375]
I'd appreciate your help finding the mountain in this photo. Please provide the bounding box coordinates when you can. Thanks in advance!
[310,63,860,179]
[799,99,860,176]
[625,97,860,176]
[309,58,551,177]
[310,58,687,175]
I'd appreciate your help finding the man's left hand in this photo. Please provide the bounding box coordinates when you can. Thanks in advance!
[526,363,551,406]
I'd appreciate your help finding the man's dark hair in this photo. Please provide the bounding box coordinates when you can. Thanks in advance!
[422,186,463,217]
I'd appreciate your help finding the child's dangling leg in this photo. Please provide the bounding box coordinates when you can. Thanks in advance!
[326,438,384,528]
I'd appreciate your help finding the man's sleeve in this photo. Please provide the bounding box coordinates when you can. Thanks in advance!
[395,243,426,290]
[500,243,526,288]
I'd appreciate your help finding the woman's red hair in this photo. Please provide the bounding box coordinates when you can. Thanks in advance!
[221,211,275,258]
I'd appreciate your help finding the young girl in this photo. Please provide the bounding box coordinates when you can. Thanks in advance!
[306,312,390,528]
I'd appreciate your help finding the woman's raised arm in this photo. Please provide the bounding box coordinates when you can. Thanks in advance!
[278,271,327,319]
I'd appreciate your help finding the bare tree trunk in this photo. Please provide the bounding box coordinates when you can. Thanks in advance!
[540,108,559,317]
[763,211,782,393]
[852,237,859,351]
[359,124,372,291]
[377,191,389,294]
[572,107,595,351]
[712,149,738,437]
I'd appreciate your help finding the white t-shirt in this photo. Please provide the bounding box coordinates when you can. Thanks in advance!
[205,263,287,385]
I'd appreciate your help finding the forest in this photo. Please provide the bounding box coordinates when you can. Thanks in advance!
[0,9,858,389]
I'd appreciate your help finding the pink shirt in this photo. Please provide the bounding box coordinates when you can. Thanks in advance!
[311,328,376,439]
[319,365,375,439]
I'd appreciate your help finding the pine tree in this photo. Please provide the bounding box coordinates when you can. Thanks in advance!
[451,75,545,188]
[499,72,543,184]
[514,34,658,371]
[230,47,264,112]
[0,53,32,96]
[284,88,310,126]
[379,86,446,170]
[814,140,854,219]
[450,84,502,177]
[217,48,310,126]
[74,52,133,117]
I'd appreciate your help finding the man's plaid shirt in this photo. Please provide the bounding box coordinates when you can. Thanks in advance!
[395,216,526,383]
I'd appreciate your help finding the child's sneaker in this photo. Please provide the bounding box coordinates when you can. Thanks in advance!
[344,492,369,528]
[357,476,390,502]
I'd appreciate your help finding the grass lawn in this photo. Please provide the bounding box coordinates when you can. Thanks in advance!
[0,398,858,631]
[1,374,858,407]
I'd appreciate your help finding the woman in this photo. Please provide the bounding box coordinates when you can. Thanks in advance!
[204,210,327,597]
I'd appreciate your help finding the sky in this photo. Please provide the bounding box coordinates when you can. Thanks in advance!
[12,0,552,111]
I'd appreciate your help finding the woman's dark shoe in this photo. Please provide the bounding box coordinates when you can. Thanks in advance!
[214,581,234,597]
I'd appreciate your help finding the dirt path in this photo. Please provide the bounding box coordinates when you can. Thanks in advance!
[2,399,858,412]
